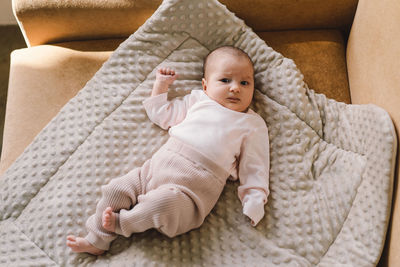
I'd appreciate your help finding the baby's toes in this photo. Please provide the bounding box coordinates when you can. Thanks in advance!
[67,235,76,242]
[66,236,77,248]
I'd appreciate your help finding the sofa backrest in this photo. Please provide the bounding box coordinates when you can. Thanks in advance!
[13,0,358,46]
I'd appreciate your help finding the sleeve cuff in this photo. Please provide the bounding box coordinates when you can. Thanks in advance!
[114,213,123,236]
[242,198,265,226]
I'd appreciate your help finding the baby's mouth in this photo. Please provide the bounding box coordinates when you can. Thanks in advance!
[227,97,240,103]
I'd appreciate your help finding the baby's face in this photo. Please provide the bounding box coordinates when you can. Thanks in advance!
[202,53,254,113]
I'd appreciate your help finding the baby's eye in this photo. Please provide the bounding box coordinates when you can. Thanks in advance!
[241,81,249,85]
[220,78,230,83]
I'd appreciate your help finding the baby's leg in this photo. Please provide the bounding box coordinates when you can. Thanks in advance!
[68,164,149,253]
[84,167,147,250]
[115,185,202,238]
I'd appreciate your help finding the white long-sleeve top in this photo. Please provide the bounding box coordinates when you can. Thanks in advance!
[142,90,270,226]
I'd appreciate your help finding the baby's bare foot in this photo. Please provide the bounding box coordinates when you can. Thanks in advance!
[66,235,104,255]
[102,207,117,232]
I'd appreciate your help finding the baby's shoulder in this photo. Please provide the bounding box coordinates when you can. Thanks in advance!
[189,89,205,97]
[186,89,207,103]
[247,110,268,128]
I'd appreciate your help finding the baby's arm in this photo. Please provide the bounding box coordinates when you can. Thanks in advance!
[238,121,270,226]
[151,67,178,96]
[143,68,202,129]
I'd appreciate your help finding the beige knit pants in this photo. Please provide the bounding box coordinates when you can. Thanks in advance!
[85,137,229,250]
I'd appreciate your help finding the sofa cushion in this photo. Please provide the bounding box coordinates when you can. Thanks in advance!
[0,0,396,266]
[260,30,350,104]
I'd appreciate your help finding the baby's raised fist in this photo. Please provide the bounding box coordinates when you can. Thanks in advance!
[155,67,178,86]
[158,67,176,77]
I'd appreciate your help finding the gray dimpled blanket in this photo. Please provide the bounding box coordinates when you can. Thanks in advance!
[0,0,397,266]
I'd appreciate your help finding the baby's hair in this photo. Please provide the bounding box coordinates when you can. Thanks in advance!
[202,46,254,78]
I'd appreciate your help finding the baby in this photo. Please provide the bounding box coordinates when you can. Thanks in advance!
[67,46,270,255]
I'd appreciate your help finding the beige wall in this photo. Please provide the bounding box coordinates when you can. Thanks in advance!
[0,0,16,24]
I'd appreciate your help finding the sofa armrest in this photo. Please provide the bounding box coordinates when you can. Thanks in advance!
[347,0,400,265]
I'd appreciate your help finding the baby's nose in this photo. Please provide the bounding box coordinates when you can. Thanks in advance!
[230,83,240,92]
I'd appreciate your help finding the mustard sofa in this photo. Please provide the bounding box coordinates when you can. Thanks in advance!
[2,0,399,265]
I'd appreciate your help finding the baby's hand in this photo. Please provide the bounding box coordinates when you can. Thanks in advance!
[151,67,178,96]
[156,67,178,86]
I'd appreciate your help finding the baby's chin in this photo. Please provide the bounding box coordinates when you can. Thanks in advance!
[222,103,250,113]
[204,93,250,112]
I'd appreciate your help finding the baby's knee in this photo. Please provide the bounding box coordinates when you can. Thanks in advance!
[100,179,126,200]
[101,181,116,196]
[155,186,188,207]
[151,186,201,235]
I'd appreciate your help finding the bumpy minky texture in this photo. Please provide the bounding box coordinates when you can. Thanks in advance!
[0,0,396,266]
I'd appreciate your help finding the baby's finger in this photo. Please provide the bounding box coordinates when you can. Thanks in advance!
[166,68,175,76]
[158,67,176,76]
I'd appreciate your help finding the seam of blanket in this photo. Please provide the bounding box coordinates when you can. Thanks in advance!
[310,103,382,265]
[255,89,373,264]
[256,89,367,157]
[247,43,364,265]
[324,174,363,264]
[254,62,328,146]
[315,180,364,266]
[252,47,372,265]
[11,34,191,222]
[11,220,59,267]
[315,110,397,265]
[375,124,398,266]
[7,34,192,265]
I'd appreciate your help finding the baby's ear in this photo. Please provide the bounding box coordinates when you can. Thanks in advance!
[202,78,207,92]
